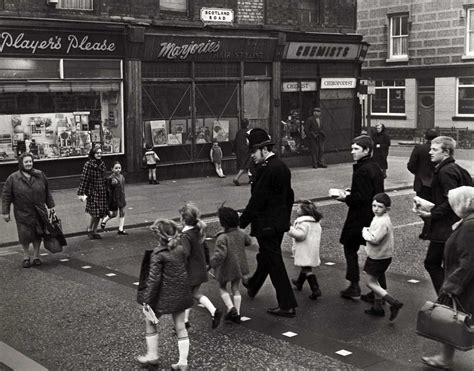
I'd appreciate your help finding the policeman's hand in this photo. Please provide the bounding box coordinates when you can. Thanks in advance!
[2,214,10,222]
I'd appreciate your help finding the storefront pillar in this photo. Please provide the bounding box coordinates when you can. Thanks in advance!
[272,61,282,153]
[125,60,143,173]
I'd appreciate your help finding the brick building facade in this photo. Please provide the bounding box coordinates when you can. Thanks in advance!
[0,0,366,188]
[357,0,474,142]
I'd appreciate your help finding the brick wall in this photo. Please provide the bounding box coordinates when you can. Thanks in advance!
[237,0,264,24]
[358,0,468,68]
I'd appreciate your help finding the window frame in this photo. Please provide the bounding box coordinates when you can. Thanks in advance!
[388,14,409,62]
[465,8,474,57]
[160,0,188,13]
[57,0,93,11]
[456,77,474,116]
[371,80,406,116]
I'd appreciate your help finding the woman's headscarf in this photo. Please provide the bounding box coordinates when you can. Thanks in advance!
[448,186,474,219]
[17,152,34,173]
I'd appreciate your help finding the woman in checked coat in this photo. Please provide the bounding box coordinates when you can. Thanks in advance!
[77,146,108,239]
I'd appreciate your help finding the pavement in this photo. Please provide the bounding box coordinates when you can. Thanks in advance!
[1,145,473,247]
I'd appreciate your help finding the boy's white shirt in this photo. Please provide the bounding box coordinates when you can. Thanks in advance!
[363,213,394,259]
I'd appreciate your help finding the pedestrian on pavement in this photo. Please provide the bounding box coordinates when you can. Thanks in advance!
[232,118,252,186]
[143,146,160,184]
[407,128,437,239]
[77,146,108,240]
[210,139,225,178]
[304,107,327,169]
[288,199,323,300]
[361,193,403,320]
[2,152,55,268]
[179,202,222,329]
[371,122,391,178]
[337,135,384,300]
[100,161,128,235]
[209,205,252,323]
[136,219,193,369]
[239,128,298,318]
[421,186,474,370]
[414,136,472,294]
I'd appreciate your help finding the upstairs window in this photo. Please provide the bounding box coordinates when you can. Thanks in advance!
[372,80,405,115]
[160,0,187,12]
[297,0,321,25]
[466,8,474,57]
[389,14,408,60]
[457,77,474,115]
[57,0,93,10]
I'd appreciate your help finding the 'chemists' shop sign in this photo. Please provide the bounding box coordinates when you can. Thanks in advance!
[285,42,360,61]
[0,29,124,57]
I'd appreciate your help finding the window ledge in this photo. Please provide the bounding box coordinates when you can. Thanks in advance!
[385,57,409,63]
[461,55,474,61]
[452,116,474,121]
[370,114,407,120]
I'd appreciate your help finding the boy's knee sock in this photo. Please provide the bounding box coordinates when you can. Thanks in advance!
[102,216,110,224]
[177,337,189,365]
[383,294,397,305]
[199,295,216,316]
[184,308,190,323]
[220,292,234,311]
[233,294,242,314]
[119,217,125,231]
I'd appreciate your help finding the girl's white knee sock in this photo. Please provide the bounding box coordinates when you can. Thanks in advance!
[177,337,189,365]
[199,296,216,316]
[233,294,242,314]
[220,292,234,311]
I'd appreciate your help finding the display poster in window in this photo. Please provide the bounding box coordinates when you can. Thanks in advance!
[170,119,187,144]
[150,120,168,147]
[168,133,182,145]
[195,119,212,144]
[212,120,229,142]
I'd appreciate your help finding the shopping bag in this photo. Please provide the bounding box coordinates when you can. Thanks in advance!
[43,235,63,253]
[35,207,67,253]
[416,295,474,351]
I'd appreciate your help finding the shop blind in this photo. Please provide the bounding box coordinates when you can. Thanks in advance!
[0,82,120,93]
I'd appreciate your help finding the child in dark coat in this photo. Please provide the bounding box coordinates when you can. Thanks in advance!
[210,206,251,323]
[136,219,193,369]
[101,161,128,235]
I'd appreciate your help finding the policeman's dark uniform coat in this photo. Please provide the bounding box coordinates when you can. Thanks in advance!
[239,134,297,310]
[407,141,436,201]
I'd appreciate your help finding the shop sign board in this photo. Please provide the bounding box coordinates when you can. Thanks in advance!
[321,78,356,89]
[282,81,317,92]
[200,8,234,25]
[0,28,125,58]
[284,42,360,61]
[144,35,276,62]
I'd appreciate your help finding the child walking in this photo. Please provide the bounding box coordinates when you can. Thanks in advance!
[288,200,323,300]
[101,161,128,235]
[209,205,251,323]
[210,139,225,178]
[143,146,160,184]
[136,219,193,370]
[362,193,403,321]
[179,202,222,329]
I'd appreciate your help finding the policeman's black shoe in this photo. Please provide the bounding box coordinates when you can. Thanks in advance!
[266,307,296,318]
[364,307,385,317]
[340,283,361,299]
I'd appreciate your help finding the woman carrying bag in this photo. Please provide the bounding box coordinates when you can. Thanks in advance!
[421,186,474,369]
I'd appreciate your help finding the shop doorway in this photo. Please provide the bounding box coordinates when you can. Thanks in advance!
[417,79,434,131]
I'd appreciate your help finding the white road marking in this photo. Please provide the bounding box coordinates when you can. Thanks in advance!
[324,262,336,266]
[408,279,420,283]
[105,273,117,277]
[282,331,298,338]
[240,316,251,322]
[335,349,352,357]
[0,341,48,370]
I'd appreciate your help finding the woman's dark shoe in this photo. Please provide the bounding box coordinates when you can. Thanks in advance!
[91,233,102,239]
[266,307,296,318]
[32,258,42,266]
[364,307,385,317]
[22,258,31,268]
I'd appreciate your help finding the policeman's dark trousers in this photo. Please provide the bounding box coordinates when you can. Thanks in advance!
[424,241,445,294]
[343,241,387,289]
[247,233,298,310]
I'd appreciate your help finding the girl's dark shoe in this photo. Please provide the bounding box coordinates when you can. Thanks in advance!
[32,258,42,266]
[91,233,102,239]
[224,307,238,322]
[100,221,106,231]
[389,301,404,321]
[364,307,385,317]
[22,258,31,268]
[211,309,222,329]
[118,230,128,235]
[291,272,307,291]
[306,274,322,300]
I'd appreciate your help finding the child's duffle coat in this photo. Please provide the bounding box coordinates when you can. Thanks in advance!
[288,215,321,267]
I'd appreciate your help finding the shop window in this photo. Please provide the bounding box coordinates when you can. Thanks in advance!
[244,63,271,77]
[0,59,60,80]
[244,81,270,131]
[388,14,408,61]
[372,80,405,115]
[160,0,187,12]
[457,77,474,115]
[195,63,239,78]
[57,0,93,10]
[466,8,474,57]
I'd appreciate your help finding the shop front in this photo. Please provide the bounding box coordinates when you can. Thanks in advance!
[0,19,126,187]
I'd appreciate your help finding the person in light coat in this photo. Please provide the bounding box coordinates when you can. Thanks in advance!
[288,200,323,300]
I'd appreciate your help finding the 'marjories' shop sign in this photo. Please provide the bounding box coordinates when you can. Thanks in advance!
[142,35,277,62]
[0,28,125,58]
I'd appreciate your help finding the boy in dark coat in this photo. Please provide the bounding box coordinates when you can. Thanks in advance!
[336,135,384,299]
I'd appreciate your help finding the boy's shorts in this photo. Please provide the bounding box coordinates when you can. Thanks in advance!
[147,164,157,169]
[363,257,392,279]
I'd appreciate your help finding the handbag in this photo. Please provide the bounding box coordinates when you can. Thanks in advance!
[416,295,474,351]
[43,209,67,253]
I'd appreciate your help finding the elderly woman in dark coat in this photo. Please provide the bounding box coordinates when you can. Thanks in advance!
[2,152,55,268]
[371,122,391,178]
[232,118,252,186]
[77,146,108,239]
[421,186,474,369]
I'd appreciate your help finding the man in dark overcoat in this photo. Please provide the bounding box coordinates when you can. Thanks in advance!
[337,135,384,299]
[407,128,437,239]
[239,128,298,317]
[414,136,472,294]
[304,107,327,169]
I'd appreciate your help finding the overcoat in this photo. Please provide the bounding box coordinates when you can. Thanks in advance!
[288,216,321,267]
[107,173,126,211]
[371,129,391,170]
[429,157,471,242]
[181,227,209,286]
[210,228,251,284]
[137,246,193,316]
[340,156,384,245]
[407,142,436,195]
[77,159,108,217]
[239,154,294,238]
[441,213,474,315]
[303,115,325,141]
[232,128,252,170]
